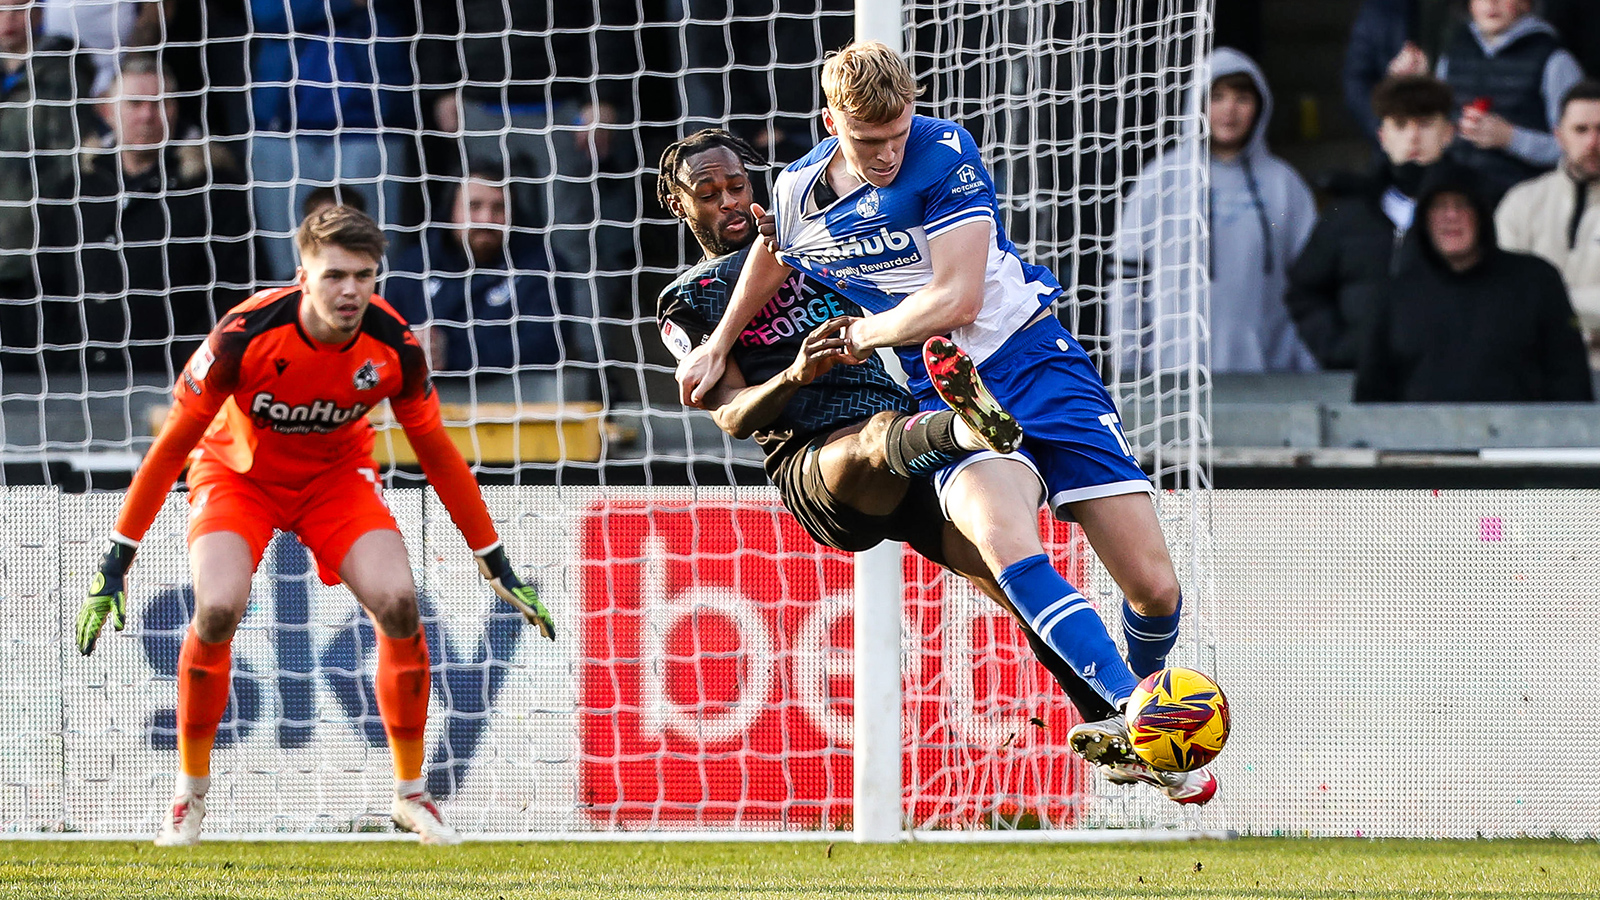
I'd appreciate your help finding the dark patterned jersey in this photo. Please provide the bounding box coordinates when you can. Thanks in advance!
[657,246,914,470]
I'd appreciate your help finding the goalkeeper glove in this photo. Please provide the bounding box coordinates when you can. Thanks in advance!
[476,545,555,640]
[77,538,137,656]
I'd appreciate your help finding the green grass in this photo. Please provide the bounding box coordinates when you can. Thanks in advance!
[2,838,1597,899]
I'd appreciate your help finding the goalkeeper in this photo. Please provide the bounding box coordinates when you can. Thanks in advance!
[74,206,554,847]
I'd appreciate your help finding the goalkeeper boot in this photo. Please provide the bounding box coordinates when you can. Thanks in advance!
[392,791,463,845]
[1105,761,1219,806]
[153,793,205,847]
[1068,714,1141,767]
[923,336,1024,454]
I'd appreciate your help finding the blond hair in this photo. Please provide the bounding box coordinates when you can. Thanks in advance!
[296,205,386,265]
[821,41,921,124]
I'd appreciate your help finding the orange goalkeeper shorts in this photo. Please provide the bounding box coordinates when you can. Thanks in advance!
[186,456,400,586]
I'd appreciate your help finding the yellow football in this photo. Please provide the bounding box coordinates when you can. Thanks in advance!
[1126,667,1230,772]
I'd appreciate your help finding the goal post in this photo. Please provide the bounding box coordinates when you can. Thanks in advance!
[850,1,906,847]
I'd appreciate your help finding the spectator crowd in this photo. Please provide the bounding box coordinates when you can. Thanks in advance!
[1126,0,1597,403]
[0,0,1591,406]
[0,0,641,388]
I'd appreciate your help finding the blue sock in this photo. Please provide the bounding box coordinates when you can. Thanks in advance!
[1122,595,1182,680]
[998,554,1138,710]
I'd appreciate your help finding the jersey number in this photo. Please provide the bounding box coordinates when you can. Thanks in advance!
[357,466,389,508]
[1098,413,1135,459]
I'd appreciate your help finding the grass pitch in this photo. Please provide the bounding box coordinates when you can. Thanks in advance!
[2,837,1596,899]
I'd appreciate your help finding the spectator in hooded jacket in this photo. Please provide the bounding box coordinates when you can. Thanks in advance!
[418,1,634,337]
[1496,80,1600,368]
[1356,164,1592,402]
[1110,47,1318,375]
[1288,75,1457,370]
[384,169,590,379]
[1436,0,1584,204]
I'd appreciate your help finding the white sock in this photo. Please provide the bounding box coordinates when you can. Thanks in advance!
[951,415,986,451]
[176,774,210,798]
[396,776,427,798]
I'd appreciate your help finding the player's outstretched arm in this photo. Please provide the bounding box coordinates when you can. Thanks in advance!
[77,405,212,655]
[405,425,556,639]
[677,218,794,407]
[705,316,858,439]
[844,220,989,355]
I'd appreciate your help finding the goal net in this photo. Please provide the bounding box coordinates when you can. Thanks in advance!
[1,0,1216,838]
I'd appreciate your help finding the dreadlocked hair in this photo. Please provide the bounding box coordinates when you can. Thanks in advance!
[656,129,768,215]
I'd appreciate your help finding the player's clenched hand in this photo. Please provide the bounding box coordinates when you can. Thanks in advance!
[77,539,137,655]
[786,316,857,386]
[752,202,779,254]
[676,342,727,408]
[476,546,555,640]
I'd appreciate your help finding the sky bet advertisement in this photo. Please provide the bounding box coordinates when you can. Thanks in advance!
[16,489,1092,835]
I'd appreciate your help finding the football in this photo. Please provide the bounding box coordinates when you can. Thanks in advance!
[1126,667,1230,772]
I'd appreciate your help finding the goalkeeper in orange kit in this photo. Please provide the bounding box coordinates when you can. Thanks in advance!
[74,206,554,846]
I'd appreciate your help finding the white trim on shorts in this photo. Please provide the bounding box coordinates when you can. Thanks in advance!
[933,450,1155,524]
[932,449,1046,523]
[1046,480,1156,521]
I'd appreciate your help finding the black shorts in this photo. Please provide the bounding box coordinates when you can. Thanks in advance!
[769,434,950,568]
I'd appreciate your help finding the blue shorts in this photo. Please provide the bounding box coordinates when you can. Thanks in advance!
[916,316,1154,520]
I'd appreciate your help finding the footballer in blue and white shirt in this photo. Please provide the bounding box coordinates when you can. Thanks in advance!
[770,116,1060,392]
[675,48,1215,798]
[711,113,1154,517]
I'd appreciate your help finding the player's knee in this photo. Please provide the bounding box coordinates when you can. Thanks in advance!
[366,589,420,638]
[858,411,898,470]
[1124,568,1181,617]
[961,519,1045,574]
[819,417,895,495]
[190,599,244,643]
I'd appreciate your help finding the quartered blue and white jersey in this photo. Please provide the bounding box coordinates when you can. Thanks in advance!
[770,115,1061,391]
[770,115,1154,518]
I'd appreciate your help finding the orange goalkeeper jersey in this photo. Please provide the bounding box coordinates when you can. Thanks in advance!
[114,285,499,552]
[176,284,439,483]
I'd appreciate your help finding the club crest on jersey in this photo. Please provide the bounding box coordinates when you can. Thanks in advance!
[855,189,880,219]
[353,360,383,391]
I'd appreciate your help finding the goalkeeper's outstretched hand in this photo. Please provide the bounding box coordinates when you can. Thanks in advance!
[77,539,137,656]
[477,546,555,640]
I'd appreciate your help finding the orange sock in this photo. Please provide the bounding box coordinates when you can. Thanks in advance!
[176,627,232,779]
[376,630,431,783]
